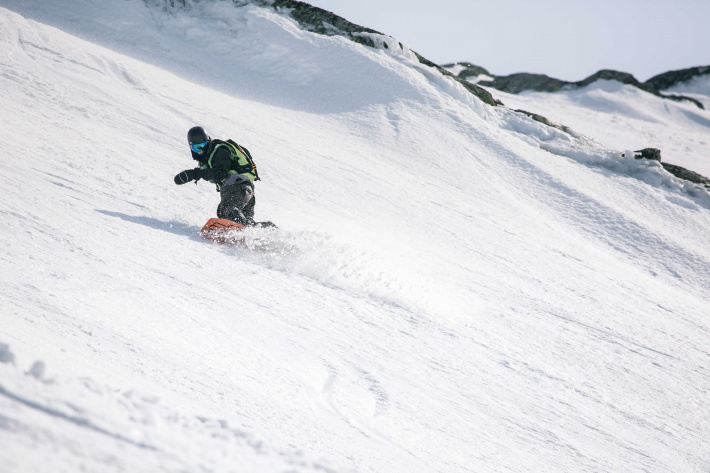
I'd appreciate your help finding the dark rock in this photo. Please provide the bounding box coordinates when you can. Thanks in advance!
[479,73,568,94]
[642,66,710,109]
[579,70,704,109]
[414,56,500,106]
[633,148,661,161]
[577,70,654,93]
[270,0,383,44]
[441,63,491,81]
[645,66,710,91]
[660,94,705,109]
[471,66,705,109]
[661,163,710,189]
[479,69,667,96]
[626,148,710,189]
[456,80,503,106]
[514,109,569,133]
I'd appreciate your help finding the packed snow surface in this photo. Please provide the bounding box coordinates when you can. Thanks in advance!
[1,1,709,472]
[488,78,710,178]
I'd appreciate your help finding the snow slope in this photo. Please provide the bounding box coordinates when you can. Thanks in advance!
[1,1,709,472]
[665,74,710,111]
[478,78,710,179]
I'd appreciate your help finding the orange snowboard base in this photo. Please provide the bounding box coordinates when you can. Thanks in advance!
[201,218,247,244]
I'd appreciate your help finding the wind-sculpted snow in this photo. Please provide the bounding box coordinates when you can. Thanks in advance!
[497,106,710,207]
[0,0,439,115]
[2,2,710,473]
[491,79,710,179]
[0,356,341,473]
[664,73,710,110]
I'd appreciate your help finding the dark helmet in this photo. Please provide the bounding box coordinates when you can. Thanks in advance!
[187,126,210,144]
[187,126,212,154]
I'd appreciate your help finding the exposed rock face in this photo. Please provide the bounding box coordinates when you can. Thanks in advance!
[632,148,662,162]
[269,0,383,47]
[447,62,491,81]
[577,70,654,93]
[479,73,567,94]
[445,63,706,109]
[411,54,502,106]
[514,109,569,133]
[627,149,710,189]
[661,163,710,189]
[646,66,710,91]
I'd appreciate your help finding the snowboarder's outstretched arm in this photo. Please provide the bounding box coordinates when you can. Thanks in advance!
[174,168,199,184]
[174,146,231,185]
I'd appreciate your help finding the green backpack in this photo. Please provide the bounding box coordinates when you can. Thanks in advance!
[209,139,261,182]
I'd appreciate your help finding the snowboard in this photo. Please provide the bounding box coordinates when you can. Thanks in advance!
[201,218,247,244]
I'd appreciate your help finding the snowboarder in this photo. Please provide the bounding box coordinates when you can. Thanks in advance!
[174,126,272,227]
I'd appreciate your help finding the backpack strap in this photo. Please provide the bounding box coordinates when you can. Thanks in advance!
[226,139,261,181]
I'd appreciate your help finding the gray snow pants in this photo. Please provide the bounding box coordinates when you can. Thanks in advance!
[217,174,255,225]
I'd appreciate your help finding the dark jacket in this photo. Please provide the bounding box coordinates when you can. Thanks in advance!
[193,139,258,189]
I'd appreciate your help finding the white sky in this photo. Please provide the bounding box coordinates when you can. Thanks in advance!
[304,0,710,82]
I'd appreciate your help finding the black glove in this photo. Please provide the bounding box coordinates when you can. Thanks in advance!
[201,167,227,183]
[174,168,202,185]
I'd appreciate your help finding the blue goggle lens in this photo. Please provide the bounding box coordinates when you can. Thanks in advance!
[191,141,209,153]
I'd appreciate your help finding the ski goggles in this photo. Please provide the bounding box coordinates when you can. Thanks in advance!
[190,140,209,153]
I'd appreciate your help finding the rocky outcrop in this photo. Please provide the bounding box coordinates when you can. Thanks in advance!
[447,62,492,81]
[576,70,655,93]
[476,73,567,94]
[269,0,383,48]
[646,66,710,91]
[445,63,706,109]
[630,148,662,162]
[661,163,710,189]
[625,148,710,189]
[514,109,570,133]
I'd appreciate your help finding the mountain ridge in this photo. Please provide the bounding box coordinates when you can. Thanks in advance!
[443,62,709,110]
